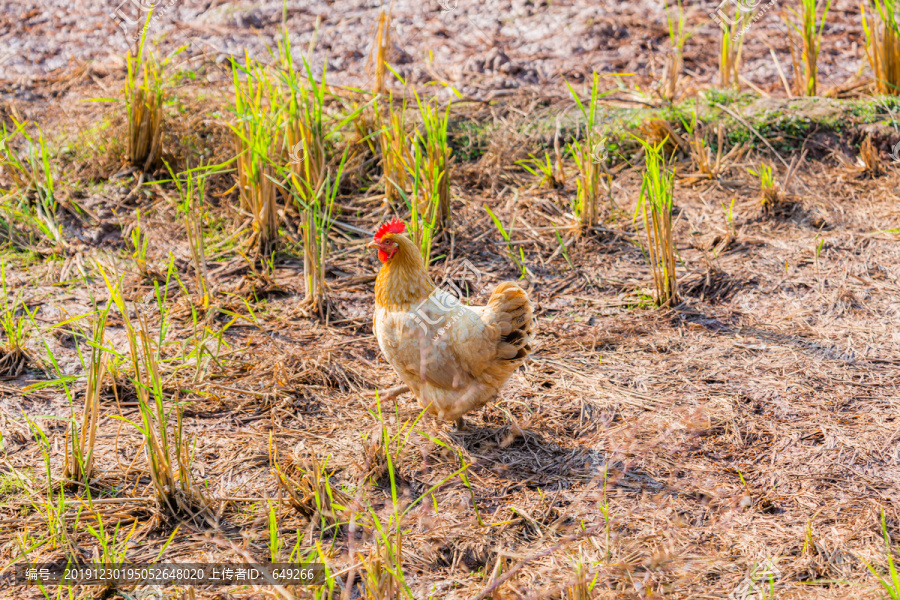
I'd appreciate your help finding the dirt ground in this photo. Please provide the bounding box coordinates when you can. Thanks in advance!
[0,0,874,95]
[2,1,900,600]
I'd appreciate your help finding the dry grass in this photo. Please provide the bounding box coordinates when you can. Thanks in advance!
[272,447,351,531]
[5,71,900,600]
[639,118,689,157]
[857,133,885,175]
[682,119,747,184]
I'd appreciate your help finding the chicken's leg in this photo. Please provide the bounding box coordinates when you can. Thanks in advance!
[454,416,467,431]
[369,384,409,400]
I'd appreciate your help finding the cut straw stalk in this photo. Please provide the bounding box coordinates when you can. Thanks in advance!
[572,142,601,229]
[136,316,207,520]
[0,265,32,378]
[414,96,452,231]
[185,206,210,306]
[276,32,351,319]
[128,87,163,170]
[166,164,213,307]
[566,72,606,230]
[233,135,279,256]
[750,163,783,214]
[720,19,748,89]
[785,0,833,96]
[662,0,688,101]
[392,91,452,265]
[286,121,325,202]
[281,52,326,209]
[862,0,900,95]
[286,153,348,321]
[0,117,63,250]
[125,30,164,170]
[376,96,411,203]
[98,263,210,522]
[636,140,679,307]
[284,112,326,313]
[64,305,110,484]
[231,56,281,256]
[368,9,403,203]
[369,9,391,95]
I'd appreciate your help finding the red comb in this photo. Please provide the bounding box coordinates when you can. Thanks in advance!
[374,218,405,242]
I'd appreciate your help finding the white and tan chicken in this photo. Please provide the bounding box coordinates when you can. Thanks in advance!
[368,219,534,427]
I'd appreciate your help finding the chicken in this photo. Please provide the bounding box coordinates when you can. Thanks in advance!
[368,218,534,426]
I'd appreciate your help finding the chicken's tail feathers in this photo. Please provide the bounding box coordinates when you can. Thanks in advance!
[486,281,534,361]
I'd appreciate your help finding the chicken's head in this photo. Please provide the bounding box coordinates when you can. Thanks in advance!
[368,218,406,263]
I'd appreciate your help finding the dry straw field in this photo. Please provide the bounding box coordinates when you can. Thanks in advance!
[2,0,900,598]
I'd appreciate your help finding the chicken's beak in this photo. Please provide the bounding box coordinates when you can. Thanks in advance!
[366,240,380,250]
